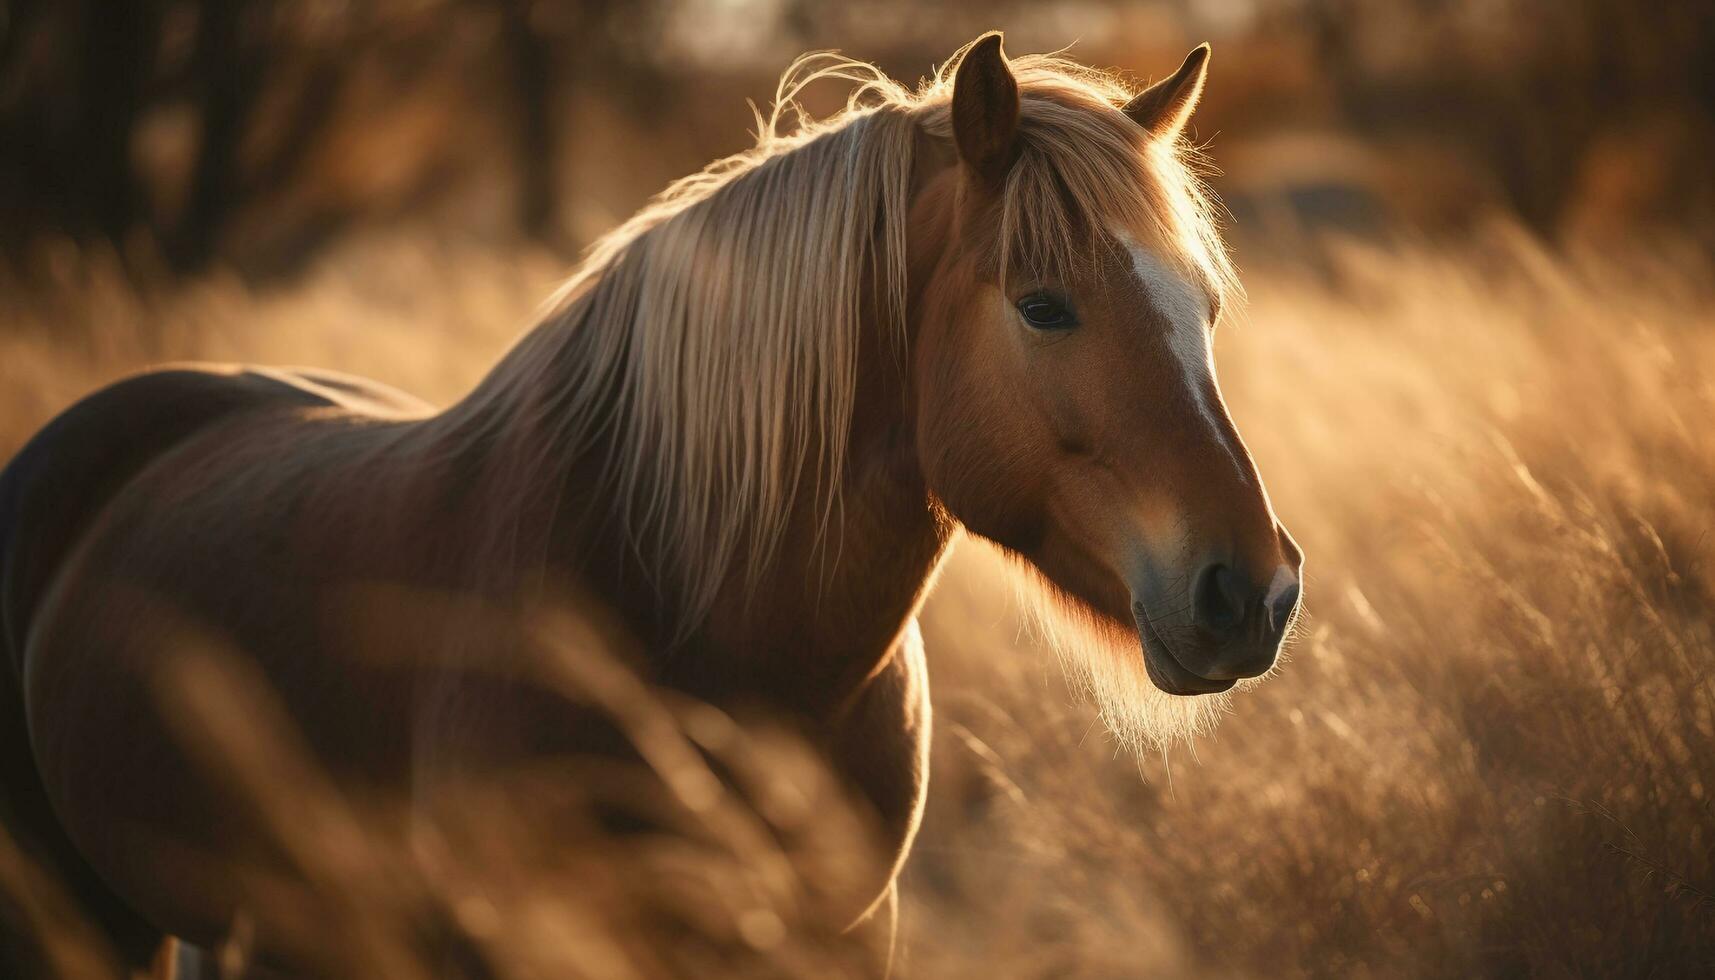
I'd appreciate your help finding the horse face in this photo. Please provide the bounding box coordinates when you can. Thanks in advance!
[915,36,1302,699]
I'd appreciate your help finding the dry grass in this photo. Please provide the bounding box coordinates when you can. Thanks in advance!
[2,222,1712,976]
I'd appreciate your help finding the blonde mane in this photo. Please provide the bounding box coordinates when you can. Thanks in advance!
[462,41,1237,630]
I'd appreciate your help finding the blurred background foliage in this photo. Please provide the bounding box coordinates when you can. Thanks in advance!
[3,0,1714,280]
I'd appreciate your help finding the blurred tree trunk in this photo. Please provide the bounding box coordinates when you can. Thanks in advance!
[71,0,159,246]
[499,0,562,245]
[172,0,269,271]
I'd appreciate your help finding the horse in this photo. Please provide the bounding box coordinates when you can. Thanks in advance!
[0,33,1302,976]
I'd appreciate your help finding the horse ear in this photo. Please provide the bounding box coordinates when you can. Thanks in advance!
[1123,43,1211,139]
[952,32,1021,186]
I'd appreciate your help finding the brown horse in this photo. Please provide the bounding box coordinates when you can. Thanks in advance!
[0,34,1301,976]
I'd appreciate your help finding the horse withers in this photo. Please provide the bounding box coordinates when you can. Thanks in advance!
[0,34,1301,976]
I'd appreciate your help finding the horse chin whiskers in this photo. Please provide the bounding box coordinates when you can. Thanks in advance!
[1009,563,1235,756]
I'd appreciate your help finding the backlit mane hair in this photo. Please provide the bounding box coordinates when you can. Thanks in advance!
[462,40,1238,630]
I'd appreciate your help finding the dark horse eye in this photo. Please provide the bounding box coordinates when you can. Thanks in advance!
[1016,291,1078,330]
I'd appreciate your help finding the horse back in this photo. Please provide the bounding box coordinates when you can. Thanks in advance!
[0,365,422,669]
[4,369,260,665]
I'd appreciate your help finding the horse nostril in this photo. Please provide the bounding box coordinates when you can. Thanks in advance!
[1193,563,1246,638]
[1267,580,1302,634]
[1185,561,1298,679]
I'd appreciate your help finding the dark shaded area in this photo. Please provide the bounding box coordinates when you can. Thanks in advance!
[0,0,671,276]
[1299,0,1715,237]
[1,0,1712,279]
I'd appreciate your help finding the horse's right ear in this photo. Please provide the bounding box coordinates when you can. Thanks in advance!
[952,32,1021,187]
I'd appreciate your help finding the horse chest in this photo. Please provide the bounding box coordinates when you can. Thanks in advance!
[818,620,933,885]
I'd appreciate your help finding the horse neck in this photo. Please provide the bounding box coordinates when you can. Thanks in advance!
[673,168,964,707]
[684,359,951,710]
[658,276,951,708]
[424,263,951,718]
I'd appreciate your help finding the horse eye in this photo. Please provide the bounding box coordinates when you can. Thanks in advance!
[1016,291,1078,330]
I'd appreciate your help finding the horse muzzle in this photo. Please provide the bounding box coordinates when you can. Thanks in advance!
[1130,555,1302,696]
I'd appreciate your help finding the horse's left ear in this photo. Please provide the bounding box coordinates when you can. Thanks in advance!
[1123,43,1211,139]
[952,32,1022,187]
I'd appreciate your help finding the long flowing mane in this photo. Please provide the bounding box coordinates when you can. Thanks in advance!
[454,41,1238,628]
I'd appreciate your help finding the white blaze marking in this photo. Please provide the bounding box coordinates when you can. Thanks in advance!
[1116,234,1241,470]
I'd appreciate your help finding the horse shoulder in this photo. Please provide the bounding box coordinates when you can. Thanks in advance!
[827,618,932,897]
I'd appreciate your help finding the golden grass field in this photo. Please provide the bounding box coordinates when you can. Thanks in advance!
[2,222,1712,977]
